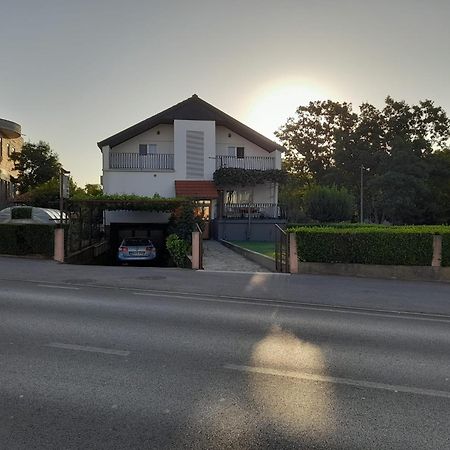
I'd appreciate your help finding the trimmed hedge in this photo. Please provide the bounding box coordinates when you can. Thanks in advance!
[288,225,450,266]
[0,224,54,256]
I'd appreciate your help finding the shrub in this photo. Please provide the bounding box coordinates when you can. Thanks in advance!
[166,234,190,268]
[11,207,32,220]
[0,224,54,256]
[303,185,354,222]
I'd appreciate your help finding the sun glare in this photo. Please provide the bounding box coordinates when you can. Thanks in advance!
[246,80,330,139]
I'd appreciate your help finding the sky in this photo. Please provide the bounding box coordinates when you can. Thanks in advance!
[1,0,449,186]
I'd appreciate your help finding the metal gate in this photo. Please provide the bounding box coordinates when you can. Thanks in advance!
[275,224,290,273]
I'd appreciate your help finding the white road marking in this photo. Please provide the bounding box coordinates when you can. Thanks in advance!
[38,284,79,290]
[224,364,450,399]
[46,343,129,356]
[133,291,450,324]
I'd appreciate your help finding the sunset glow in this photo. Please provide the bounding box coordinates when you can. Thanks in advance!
[246,80,332,139]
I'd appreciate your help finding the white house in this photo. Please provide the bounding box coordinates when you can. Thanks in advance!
[97,95,285,240]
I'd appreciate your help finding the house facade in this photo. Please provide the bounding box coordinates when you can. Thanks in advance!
[0,118,22,209]
[98,95,285,240]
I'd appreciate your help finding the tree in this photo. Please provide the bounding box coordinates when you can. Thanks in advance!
[15,176,82,208]
[277,97,450,224]
[10,141,60,194]
[83,184,103,197]
[303,185,354,223]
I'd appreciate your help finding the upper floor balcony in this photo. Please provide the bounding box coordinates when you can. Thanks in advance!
[216,155,276,171]
[109,152,174,171]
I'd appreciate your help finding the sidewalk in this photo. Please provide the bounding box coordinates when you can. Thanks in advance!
[202,240,267,272]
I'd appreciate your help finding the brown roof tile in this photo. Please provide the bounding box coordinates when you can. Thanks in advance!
[175,180,218,199]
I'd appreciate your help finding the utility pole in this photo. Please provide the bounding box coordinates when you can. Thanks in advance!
[360,165,364,224]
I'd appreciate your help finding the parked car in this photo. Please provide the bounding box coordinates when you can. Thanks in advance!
[117,238,156,263]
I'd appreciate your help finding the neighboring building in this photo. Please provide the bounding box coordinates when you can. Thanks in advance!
[97,95,285,240]
[0,118,22,209]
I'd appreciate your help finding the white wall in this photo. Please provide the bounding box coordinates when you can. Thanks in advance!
[174,120,216,180]
[103,170,178,197]
[105,210,170,225]
[110,124,174,155]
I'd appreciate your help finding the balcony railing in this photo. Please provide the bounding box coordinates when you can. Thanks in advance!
[216,155,275,170]
[223,203,281,219]
[109,153,174,171]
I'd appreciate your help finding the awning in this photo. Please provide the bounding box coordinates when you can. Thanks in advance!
[175,181,219,199]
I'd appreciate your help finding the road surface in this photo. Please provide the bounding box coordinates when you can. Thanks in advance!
[1,272,449,449]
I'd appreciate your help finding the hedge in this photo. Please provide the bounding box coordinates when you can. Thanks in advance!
[288,225,450,267]
[0,224,54,256]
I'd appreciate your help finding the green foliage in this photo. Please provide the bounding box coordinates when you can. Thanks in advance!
[213,168,286,187]
[166,234,190,268]
[16,176,81,208]
[11,207,32,220]
[0,224,54,256]
[83,184,103,197]
[276,97,450,224]
[288,225,450,266]
[69,193,187,212]
[10,141,60,194]
[167,201,197,242]
[303,185,354,222]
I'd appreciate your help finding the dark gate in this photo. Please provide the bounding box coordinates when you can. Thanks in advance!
[275,224,290,273]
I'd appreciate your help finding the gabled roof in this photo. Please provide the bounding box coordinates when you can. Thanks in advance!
[97,94,285,153]
[175,180,218,199]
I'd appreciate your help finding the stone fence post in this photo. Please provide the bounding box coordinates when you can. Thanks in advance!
[191,231,202,270]
[54,228,65,263]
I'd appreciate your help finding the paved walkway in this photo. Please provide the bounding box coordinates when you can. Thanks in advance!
[202,240,267,272]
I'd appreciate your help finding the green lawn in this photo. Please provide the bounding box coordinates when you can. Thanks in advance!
[231,241,275,259]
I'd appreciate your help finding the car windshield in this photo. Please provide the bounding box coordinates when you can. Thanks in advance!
[122,238,153,247]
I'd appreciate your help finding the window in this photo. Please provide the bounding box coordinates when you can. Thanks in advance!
[139,144,157,156]
[227,146,245,158]
[9,147,14,157]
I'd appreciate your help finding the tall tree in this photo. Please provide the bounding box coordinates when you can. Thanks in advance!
[10,141,60,194]
[275,100,357,182]
[277,97,450,224]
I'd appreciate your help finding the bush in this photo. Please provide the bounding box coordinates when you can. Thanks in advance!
[166,234,190,268]
[287,225,450,266]
[11,207,32,220]
[303,185,354,222]
[0,224,54,256]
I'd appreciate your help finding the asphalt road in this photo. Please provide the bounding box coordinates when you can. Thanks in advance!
[1,274,450,450]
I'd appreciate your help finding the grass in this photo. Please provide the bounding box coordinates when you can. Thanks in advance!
[231,241,275,259]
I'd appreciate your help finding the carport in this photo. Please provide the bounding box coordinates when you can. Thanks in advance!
[65,197,190,265]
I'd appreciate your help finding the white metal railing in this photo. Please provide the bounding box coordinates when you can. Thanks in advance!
[216,155,275,170]
[109,153,174,170]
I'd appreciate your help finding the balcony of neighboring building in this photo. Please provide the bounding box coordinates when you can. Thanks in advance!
[0,118,21,139]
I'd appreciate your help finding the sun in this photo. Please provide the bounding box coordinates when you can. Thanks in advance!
[245,80,330,140]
